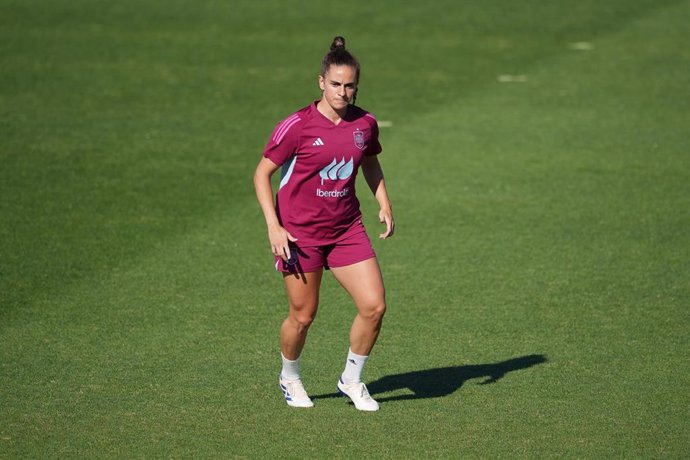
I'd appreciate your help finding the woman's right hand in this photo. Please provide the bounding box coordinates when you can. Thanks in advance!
[268,224,298,261]
[254,157,298,261]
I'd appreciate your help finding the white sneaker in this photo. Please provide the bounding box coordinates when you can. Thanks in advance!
[337,378,379,411]
[279,375,314,408]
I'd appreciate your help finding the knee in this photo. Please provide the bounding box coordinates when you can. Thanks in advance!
[361,300,386,323]
[288,303,317,331]
[293,313,315,330]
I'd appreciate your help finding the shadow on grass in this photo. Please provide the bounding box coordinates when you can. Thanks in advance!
[312,354,547,403]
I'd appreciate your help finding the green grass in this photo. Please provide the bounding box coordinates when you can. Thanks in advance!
[2,0,689,457]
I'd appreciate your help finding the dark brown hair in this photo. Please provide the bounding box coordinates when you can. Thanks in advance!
[320,36,360,83]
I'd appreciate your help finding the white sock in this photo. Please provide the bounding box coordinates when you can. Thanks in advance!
[281,353,301,381]
[341,348,368,384]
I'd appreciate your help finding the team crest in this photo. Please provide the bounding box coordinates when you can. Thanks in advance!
[353,130,365,150]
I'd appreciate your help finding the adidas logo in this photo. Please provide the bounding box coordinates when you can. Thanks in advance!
[312,137,324,146]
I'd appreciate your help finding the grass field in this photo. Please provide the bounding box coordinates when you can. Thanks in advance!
[1,0,689,457]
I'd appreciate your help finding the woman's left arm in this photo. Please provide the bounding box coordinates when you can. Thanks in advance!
[361,155,394,239]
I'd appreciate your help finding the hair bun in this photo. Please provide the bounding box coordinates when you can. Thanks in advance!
[320,35,359,83]
[330,36,346,51]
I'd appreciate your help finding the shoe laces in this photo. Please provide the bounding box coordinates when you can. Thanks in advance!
[358,383,373,400]
[286,379,309,400]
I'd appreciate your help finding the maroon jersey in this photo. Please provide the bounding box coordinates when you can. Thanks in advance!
[263,102,382,246]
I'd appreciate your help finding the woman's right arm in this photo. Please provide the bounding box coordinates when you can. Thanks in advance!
[253,157,297,261]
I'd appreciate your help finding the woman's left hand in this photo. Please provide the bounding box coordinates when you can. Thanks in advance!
[378,208,395,239]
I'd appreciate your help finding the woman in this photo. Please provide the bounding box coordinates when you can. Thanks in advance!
[254,36,394,411]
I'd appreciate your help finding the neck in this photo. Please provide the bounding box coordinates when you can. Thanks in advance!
[317,99,347,124]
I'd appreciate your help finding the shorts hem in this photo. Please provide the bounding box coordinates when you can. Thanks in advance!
[327,254,377,269]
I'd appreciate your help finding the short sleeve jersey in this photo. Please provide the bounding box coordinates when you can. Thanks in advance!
[263,101,382,246]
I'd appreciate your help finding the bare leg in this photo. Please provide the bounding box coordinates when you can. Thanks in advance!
[330,258,386,356]
[280,270,323,360]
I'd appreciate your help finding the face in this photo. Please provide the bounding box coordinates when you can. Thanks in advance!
[318,65,358,113]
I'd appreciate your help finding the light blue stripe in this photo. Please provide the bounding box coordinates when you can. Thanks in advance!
[279,155,297,190]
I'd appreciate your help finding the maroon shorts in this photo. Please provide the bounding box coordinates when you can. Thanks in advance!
[275,222,376,274]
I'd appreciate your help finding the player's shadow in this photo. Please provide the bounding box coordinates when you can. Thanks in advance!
[313,354,547,403]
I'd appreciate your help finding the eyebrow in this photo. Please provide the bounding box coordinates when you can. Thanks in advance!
[329,79,357,86]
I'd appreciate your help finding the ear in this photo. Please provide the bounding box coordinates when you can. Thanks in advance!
[318,74,325,91]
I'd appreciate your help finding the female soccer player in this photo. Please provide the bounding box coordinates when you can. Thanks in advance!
[254,36,394,411]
